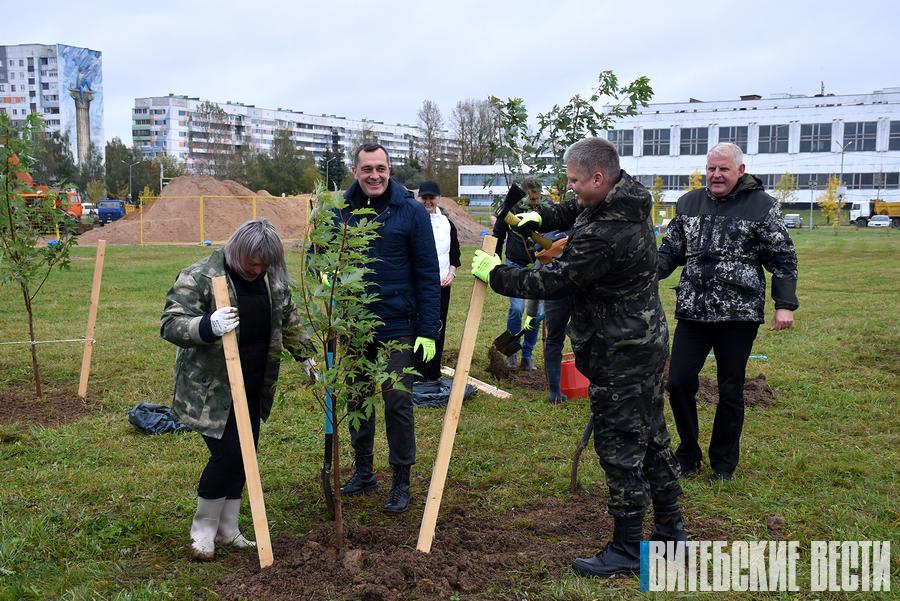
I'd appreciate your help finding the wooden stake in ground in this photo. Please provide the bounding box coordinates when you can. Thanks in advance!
[417,235,497,553]
[78,240,106,398]
[211,276,274,569]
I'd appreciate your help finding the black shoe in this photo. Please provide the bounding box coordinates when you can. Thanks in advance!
[572,542,640,578]
[382,465,411,514]
[679,459,701,477]
[710,471,734,482]
[505,354,518,370]
[571,516,642,579]
[340,470,378,496]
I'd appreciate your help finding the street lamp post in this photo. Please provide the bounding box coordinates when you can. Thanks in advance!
[123,160,141,204]
[808,178,816,231]
[835,139,854,227]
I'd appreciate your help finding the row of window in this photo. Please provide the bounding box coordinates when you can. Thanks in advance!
[606,121,900,156]
[461,171,900,192]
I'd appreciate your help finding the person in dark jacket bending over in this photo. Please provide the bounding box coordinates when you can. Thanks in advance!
[471,137,685,579]
[161,219,316,561]
[658,142,798,482]
[337,144,441,514]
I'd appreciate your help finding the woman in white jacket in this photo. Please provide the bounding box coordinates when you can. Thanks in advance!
[415,181,460,381]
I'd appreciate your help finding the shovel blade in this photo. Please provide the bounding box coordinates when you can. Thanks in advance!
[492,329,522,357]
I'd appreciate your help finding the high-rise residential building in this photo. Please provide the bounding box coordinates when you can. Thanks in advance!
[0,43,103,164]
[459,88,900,209]
[133,94,458,173]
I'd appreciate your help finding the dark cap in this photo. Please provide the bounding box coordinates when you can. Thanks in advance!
[418,180,440,198]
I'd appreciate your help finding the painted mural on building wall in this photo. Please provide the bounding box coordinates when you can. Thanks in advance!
[57,44,103,164]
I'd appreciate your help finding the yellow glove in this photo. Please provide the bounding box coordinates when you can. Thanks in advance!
[471,249,501,283]
[414,337,436,362]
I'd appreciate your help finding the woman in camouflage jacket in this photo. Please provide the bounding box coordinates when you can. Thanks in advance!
[161,219,314,561]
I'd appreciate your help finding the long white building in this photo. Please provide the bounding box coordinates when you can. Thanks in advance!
[0,43,103,164]
[459,88,900,209]
[133,94,457,172]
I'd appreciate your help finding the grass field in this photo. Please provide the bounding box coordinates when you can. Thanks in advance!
[0,227,897,600]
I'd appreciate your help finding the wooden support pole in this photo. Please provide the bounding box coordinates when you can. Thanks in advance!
[211,276,274,569]
[417,235,497,553]
[78,240,106,398]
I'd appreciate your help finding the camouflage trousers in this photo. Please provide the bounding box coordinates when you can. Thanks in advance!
[590,361,682,519]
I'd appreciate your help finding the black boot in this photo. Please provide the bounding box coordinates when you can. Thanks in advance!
[340,453,378,496]
[382,464,411,514]
[650,500,688,544]
[571,516,643,578]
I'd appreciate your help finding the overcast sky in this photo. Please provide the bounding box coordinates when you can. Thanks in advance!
[3,0,898,145]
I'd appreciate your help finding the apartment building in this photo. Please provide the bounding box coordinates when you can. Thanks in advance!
[0,43,103,164]
[459,88,900,207]
[133,94,458,173]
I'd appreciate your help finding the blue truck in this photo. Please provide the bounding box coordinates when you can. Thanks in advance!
[97,200,126,225]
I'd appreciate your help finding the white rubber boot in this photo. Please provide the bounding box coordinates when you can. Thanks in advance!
[215,498,256,549]
[189,497,226,561]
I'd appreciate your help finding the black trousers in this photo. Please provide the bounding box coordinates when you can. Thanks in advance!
[667,319,760,475]
[414,286,451,381]
[349,337,415,466]
[198,398,261,500]
[543,296,572,396]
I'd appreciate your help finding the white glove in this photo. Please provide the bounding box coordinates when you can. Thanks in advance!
[210,306,239,337]
[302,358,318,380]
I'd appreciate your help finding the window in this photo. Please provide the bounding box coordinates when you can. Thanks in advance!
[718,126,748,151]
[758,124,789,153]
[888,122,900,151]
[843,121,876,151]
[607,129,633,156]
[10,85,15,92]
[0,85,4,92]
[799,123,831,152]
[643,128,670,156]
[843,173,875,189]
[680,127,708,155]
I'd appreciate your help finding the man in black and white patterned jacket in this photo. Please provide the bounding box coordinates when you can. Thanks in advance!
[658,142,799,482]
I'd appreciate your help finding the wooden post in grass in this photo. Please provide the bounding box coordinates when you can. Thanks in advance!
[417,235,497,553]
[211,276,274,569]
[78,240,106,398]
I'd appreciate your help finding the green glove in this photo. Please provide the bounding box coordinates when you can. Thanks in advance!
[414,337,436,362]
[513,211,542,235]
[471,250,501,283]
[522,314,535,332]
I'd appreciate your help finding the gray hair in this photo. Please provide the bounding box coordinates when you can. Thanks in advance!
[223,219,287,287]
[522,176,542,192]
[563,137,620,181]
[708,142,744,166]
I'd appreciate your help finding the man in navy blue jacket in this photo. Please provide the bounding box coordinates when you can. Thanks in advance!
[337,143,441,514]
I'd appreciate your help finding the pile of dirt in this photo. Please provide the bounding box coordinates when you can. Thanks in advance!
[213,491,735,600]
[486,344,547,389]
[696,373,777,408]
[437,197,490,245]
[78,176,310,245]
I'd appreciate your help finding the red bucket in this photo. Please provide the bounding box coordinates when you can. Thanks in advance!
[560,352,590,399]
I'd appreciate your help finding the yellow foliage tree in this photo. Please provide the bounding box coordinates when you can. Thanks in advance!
[817,175,840,233]
[651,176,665,225]
[684,169,703,192]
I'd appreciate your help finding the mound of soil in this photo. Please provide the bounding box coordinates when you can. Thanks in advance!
[436,197,490,245]
[0,383,96,426]
[695,373,777,408]
[213,491,734,600]
[78,176,310,245]
[485,345,547,389]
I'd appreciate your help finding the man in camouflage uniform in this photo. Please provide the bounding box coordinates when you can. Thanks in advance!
[472,137,685,578]
[161,219,315,561]
[658,142,798,482]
